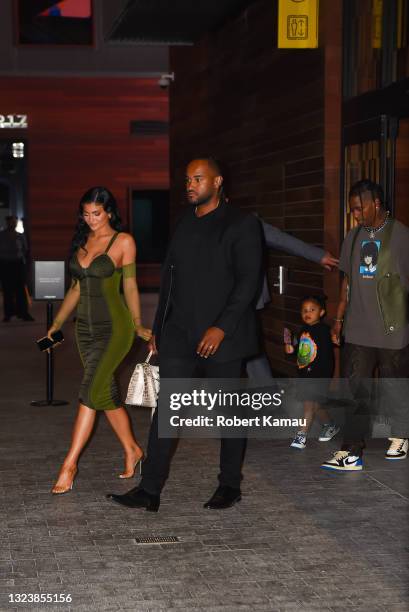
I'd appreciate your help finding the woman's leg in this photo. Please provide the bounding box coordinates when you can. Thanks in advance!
[52,403,97,493]
[105,406,144,478]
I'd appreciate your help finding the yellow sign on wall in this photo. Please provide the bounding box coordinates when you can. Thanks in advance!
[278,0,319,49]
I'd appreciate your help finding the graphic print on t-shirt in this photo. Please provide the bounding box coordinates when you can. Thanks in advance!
[359,240,381,278]
[297,332,317,369]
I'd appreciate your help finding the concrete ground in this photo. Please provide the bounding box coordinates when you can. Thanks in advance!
[0,297,408,612]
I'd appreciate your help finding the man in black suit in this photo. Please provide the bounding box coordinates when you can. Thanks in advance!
[108,157,262,511]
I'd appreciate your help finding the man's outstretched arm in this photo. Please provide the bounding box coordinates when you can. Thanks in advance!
[259,217,338,270]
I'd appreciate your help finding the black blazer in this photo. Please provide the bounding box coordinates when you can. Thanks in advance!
[153,202,263,363]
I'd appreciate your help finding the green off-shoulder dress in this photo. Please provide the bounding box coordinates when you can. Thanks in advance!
[69,233,135,411]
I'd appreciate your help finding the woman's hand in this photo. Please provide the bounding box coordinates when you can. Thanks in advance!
[135,325,152,342]
[47,325,59,340]
[148,334,158,355]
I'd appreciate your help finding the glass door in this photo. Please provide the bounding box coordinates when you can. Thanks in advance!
[342,114,397,236]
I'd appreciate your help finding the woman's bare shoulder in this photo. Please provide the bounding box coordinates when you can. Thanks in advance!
[116,232,135,247]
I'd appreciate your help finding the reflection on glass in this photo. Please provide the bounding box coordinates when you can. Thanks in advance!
[345,0,383,97]
[396,0,409,79]
[344,140,382,235]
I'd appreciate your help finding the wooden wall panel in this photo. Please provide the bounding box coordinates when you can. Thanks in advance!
[0,77,169,278]
[169,0,341,374]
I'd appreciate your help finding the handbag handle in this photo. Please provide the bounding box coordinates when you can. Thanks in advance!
[145,350,153,364]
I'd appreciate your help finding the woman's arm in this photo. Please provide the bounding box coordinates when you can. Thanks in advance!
[47,280,80,338]
[120,234,152,342]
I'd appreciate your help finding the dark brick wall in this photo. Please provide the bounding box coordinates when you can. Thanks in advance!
[169,0,340,374]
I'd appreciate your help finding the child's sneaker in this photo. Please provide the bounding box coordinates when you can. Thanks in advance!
[321,450,363,471]
[318,423,340,442]
[385,438,408,460]
[290,431,307,449]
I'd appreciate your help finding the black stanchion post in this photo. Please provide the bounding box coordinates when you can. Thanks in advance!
[31,301,68,407]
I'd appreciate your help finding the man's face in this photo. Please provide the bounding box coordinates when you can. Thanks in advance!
[185,160,222,206]
[349,193,378,226]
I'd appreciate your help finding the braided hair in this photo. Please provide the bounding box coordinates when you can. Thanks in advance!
[348,179,388,211]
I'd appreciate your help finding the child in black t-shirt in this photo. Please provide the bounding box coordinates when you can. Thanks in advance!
[284,295,339,449]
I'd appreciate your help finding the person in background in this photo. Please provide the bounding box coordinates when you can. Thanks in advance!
[0,215,33,322]
[246,216,338,379]
[323,179,409,471]
[284,295,338,449]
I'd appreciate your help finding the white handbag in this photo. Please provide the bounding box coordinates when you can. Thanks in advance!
[126,350,160,408]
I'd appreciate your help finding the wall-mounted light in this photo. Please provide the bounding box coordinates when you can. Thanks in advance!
[12,142,25,159]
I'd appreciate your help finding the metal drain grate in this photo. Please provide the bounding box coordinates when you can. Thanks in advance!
[135,536,180,545]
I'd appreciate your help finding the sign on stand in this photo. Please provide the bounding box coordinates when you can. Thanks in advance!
[34,261,65,300]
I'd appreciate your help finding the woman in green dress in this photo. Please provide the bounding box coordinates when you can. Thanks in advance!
[48,187,151,494]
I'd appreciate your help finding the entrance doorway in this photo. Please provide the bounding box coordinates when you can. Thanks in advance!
[343,114,409,232]
[0,139,28,232]
[130,190,169,263]
[342,115,397,236]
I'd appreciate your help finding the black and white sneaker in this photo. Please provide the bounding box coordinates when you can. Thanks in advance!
[290,431,307,449]
[321,450,363,471]
[385,438,408,460]
[318,424,340,442]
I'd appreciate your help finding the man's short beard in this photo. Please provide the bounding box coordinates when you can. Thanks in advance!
[188,192,214,207]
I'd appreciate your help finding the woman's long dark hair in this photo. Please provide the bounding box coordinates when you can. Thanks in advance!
[69,187,122,259]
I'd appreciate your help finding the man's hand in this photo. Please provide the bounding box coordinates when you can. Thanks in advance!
[331,321,343,346]
[196,327,225,358]
[320,251,339,271]
[148,334,158,355]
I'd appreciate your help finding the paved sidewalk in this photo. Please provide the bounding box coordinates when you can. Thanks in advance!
[0,299,408,611]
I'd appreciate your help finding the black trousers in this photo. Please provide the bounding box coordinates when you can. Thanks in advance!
[0,260,29,319]
[140,323,246,495]
[341,342,409,455]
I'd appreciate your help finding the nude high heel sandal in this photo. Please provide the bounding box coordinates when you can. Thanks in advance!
[51,467,78,494]
[119,453,144,479]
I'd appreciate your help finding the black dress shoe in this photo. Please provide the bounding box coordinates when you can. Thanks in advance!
[203,485,241,510]
[107,487,160,512]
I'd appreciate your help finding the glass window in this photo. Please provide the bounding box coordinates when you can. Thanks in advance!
[17,0,93,45]
[344,0,383,98]
[396,0,409,79]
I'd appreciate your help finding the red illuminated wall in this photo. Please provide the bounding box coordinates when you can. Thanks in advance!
[0,76,169,267]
